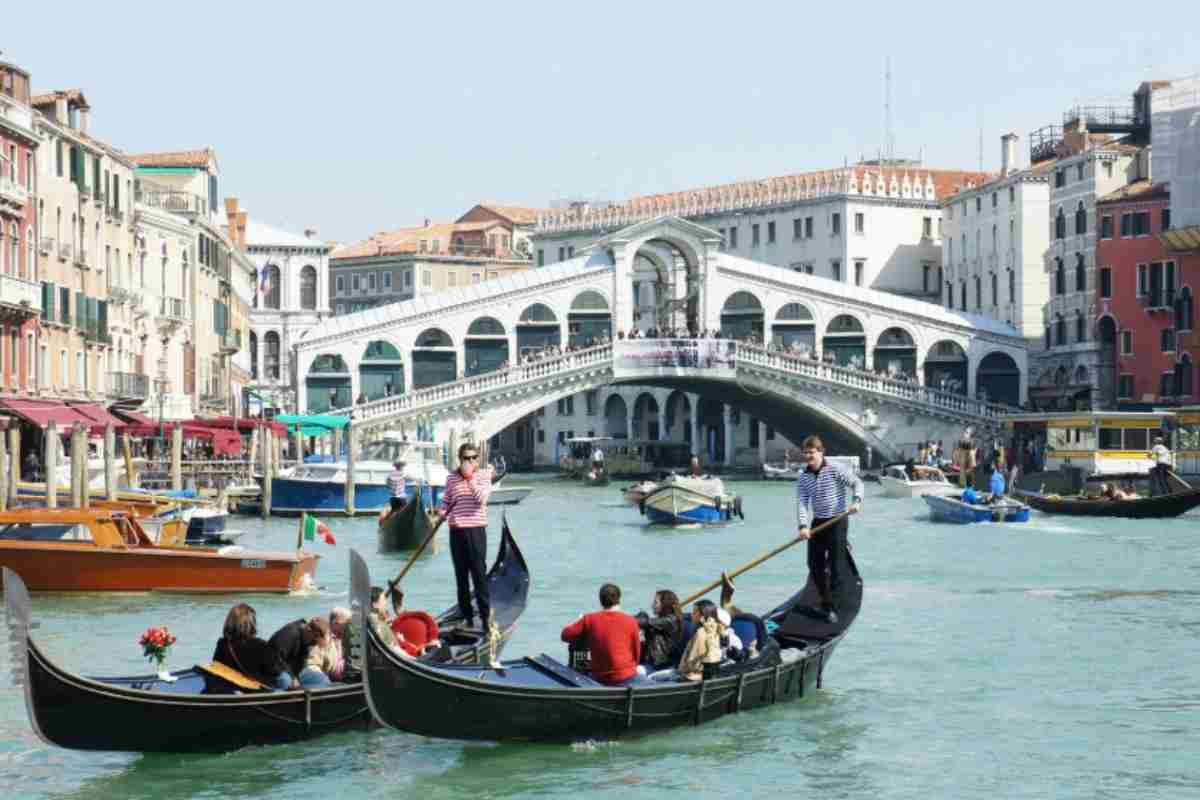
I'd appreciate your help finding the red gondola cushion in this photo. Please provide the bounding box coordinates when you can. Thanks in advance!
[391,611,439,656]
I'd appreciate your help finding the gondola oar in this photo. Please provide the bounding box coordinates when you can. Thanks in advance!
[680,509,856,606]
[387,510,444,594]
[1167,469,1193,493]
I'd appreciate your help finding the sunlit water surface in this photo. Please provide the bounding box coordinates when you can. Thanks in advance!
[2,476,1198,799]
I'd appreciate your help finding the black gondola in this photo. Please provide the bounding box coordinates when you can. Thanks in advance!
[2,519,530,753]
[377,483,432,551]
[354,540,862,742]
[1013,487,1200,518]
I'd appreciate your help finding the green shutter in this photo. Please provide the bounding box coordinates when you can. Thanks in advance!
[42,281,54,321]
[75,291,84,329]
[60,287,70,324]
[97,300,108,343]
[112,179,120,211]
[94,159,101,196]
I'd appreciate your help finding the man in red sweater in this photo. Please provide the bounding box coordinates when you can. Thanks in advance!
[561,583,641,685]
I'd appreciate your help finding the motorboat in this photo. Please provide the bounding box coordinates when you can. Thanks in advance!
[923,493,1030,524]
[642,474,742,526]
[879,464,954,498]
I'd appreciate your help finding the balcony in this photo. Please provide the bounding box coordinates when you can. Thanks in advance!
[136,183,204,216]
[107,371,149,400]
[39,237,53,256]
[78,181,91,200]
[0,274,43,319]
[94,189,105,208]
[158,296,188,322]
[220,327,241,354]
[0,175,30,211]
[58,242,73,262]
[75,248,89,268]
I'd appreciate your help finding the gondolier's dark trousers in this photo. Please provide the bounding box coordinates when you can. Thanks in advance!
[1150,464,1171,497]
[807,515,848,609]
[449,526,490,627]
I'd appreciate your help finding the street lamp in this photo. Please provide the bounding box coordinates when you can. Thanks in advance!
[154,375,170,441]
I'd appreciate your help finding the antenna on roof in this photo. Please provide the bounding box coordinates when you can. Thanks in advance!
[883,56,894,163]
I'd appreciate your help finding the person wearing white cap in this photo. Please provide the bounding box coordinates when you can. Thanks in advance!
[1148,435,1173,497]
[715,608,743,661]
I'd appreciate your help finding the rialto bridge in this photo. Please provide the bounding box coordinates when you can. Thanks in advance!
[293,217,1028,460]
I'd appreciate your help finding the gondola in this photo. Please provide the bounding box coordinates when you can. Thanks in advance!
[354,539,862,742]
[2,519,530,753]
[377,484,433,551]
[1013,486,1200,519]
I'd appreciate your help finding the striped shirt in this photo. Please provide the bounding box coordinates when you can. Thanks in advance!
[387,470,407,498]
[795,460,864,528]
[439,470,492,528]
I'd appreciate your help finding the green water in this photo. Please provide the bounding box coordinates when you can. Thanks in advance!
[2,476,1199,799]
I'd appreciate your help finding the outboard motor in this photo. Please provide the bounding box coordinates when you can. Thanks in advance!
[734,495,745,519]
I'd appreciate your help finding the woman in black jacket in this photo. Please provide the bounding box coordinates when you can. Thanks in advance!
[635,590,684,670]
[212,603,293,690]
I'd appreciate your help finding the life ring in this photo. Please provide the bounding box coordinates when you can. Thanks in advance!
[391,611,439,656]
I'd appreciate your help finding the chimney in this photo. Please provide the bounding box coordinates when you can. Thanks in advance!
[54,94,67,124]
[78,107,89,134]
[1000,133,1019,177]
[224,197,240,216]
[424,218,430,227]
[304,228,318,239]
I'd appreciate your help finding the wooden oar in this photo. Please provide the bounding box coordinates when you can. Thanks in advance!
[1167,469,1193,493]
[680,509,856,606]
[387,511,444,593]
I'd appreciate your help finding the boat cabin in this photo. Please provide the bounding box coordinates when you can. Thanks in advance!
[560,437,691,479]
[1002,411,1176,476]
[0,509,152,547]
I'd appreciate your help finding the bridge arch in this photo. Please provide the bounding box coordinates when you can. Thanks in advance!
[663,389,692,445]
[412,327,456,389]
[622,224,711,335]
[632,391,660,440]
[603,394,629,438]
[873,326,918,379]
[517,302,560,357]
[360,339,405,401]
[465,316,508,377]
[306,353,352,412]
[823,313,867,368]
[568,289,612,347]
[720,290,765,340]
[925,339,968,394]
[975,350,1020,406]
[771,300,817,354]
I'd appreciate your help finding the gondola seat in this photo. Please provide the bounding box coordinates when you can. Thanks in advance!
[526,655,606,687]
[392,611,440,656]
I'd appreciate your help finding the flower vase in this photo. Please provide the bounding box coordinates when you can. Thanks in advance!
[156,661,177,683]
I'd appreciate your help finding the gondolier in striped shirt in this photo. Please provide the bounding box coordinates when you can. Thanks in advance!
[795,435,864,624]
[433,442,494,630]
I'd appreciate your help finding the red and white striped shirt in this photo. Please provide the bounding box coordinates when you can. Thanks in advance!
[439,470,491,528]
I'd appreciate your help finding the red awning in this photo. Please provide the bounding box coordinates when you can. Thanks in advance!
[111,408,156,426]
[69,402,128,433]
[191,416,287,437]
[113,423,242,455]
[0,398,98,430]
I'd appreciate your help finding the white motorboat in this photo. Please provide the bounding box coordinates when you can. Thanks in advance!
[489,485,532,505]
[762,462,801,481]
[879,464,954,498]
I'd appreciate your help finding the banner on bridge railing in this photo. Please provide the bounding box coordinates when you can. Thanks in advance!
[613,339,737,378]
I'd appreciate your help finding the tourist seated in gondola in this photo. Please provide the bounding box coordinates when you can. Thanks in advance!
[212,603,294,691]
[1100,483,1133,501]
[717,573,766,659]
[368,586,414,659]
[634,589,684,671]
[299,617,337,687]
[269,617,329,688]
[328,607,354,678]
[715,608,745,662]
[560,582,642,686]
[678,601,722,681]
[388,588,441,657]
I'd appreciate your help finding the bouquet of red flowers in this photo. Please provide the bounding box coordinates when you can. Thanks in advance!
[139,626,177,668]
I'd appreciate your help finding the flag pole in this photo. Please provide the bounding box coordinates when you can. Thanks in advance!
[296,511,305,552]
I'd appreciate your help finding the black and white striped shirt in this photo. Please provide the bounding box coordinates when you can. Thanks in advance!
[795,460,864,528]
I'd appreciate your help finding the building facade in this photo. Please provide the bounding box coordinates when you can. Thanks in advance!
[225,197,331,415]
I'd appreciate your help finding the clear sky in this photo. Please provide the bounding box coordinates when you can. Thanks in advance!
[7,1,1198,244]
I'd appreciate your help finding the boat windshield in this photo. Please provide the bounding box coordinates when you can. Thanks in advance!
[0,523,93,542]
[361,440,440,464]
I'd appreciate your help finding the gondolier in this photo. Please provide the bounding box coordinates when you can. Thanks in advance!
[795,435,864,624]
[433,443,494,630]
[1148,436,1173,496]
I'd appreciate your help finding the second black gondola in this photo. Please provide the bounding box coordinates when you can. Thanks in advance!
[1013,486,1200,518]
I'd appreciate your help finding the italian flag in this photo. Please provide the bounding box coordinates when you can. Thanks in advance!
[302,514,336,545]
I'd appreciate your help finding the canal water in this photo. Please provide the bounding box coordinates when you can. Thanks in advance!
[2,475,1198,799]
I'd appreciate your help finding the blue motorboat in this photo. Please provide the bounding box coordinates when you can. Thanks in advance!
[923,492,1031,524]
[249,435,449,517]
[642,476,742,526]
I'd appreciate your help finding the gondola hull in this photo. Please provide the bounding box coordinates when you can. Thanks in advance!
[2,521,530,753]
[356,541,861,742]
[377,486,433,551]
[1013,487,1200,518]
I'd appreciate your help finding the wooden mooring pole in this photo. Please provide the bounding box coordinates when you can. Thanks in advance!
[104,424,117,502]
[7,426,19,508]
[171,424,184,492]
[44,421,58,509]
[261,424,273,518]
[345,423,356,515]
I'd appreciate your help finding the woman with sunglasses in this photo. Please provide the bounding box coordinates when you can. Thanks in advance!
[432,442,495,630]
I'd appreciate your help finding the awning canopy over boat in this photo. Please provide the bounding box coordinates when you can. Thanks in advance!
[0,399,114,430]
[276,414,350,436]
[116,423,243,456]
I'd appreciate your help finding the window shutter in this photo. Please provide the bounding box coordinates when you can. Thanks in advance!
[74,291,84,329]
[42,281,55,320]
[93,159,100,195]
[98,300,108,342]
[60,286,70,324]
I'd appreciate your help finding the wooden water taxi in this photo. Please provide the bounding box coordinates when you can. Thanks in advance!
[0,508,317,593]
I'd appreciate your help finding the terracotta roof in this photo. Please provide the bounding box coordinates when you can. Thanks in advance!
[1097,180,1170,205]
[31,89,89,108]
[476,205,546,225]
[333,220,510,259]
[129,149,215,169]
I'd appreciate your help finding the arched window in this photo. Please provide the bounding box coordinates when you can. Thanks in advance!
[959,281,967,311]
[1177,354,1194,398]
[1044,325,1052,350]
[262,264,281,309]
[264,331,280,379]
[249,331,258,380]
[974,276,982,309]
[1008,269,1016,303]
[1075,310,1085,343]
[1055,207,1066,239]
[1176,287,1194,332]
[1055,313,1066,346]
[300,265,317,310]
[1055,258,1065,295]
[1075,254,1086,292]
[991,273,998,307]
[945,281,953,309]
[8,223,17,273]
[992,224,997,253]
[1075,201,1087,235]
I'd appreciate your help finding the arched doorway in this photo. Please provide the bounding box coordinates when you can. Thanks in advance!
[306,354,351,412]
[873,327,917,378]
[465,316,508,376]
[359,340,403,400]
[823,314,866,368]
[516,303,559,357]
[665,390,691,445]
[604,394,629,439]
[568,290,611,346]
[633,238,701,334]
[924,340,967,394]
[773,302,815,353]
[720,291,764,341]
[976,351,1020,406]
[1097,316,1117,407]
[412,328,456,389]
[632,392,660,440]
[300,265,317,310]
[697,396,726,464]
